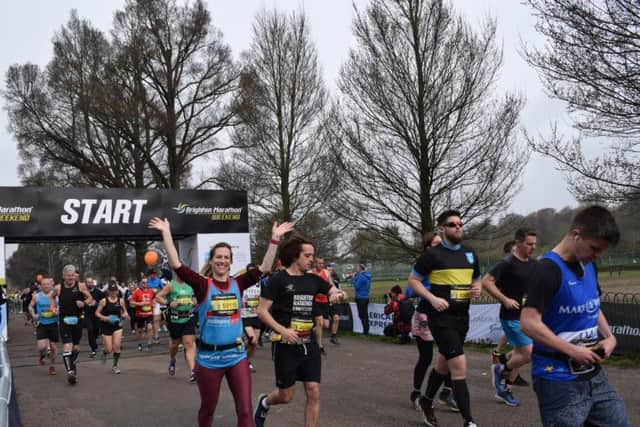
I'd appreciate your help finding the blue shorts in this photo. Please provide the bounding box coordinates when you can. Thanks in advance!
[500,319,532,348]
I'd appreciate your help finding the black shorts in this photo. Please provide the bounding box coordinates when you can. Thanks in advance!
[429,312,469,360]
[242,316,263,330]
[59,321,83,345]
[135,316,153,329]
[273,341,321,389]
[312,302,330,319]
[167,316,196,340]
[100,322,123,336]
[36,323,59,342]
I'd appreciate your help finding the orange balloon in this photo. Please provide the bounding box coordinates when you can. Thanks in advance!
[36,274,43,284]
[144,250,159,266]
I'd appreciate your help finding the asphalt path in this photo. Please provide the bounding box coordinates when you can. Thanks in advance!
[7,318,639,426]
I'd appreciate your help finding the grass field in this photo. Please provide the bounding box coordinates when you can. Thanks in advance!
[342,269,640,302]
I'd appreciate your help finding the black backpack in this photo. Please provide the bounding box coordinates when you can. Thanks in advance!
[398,298,415,324]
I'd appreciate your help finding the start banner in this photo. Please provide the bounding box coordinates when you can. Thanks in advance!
[0,187,248,243]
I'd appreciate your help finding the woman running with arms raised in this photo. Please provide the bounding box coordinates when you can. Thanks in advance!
[148,217,293,427]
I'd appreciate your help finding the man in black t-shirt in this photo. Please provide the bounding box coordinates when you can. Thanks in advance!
[408,210,481,427]
[482,228,537,406]
[254,236,345,427]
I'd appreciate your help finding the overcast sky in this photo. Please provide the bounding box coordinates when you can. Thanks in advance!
[0,0,581,216]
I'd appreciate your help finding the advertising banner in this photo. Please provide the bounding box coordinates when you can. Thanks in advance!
[0,187,248,242]
[349,302,393,336]
[602,302,640,353]
[466,304,502,344]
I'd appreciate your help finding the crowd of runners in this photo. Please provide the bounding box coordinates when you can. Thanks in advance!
[20,206,632,426]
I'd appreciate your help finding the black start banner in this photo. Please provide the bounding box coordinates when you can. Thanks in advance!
[0,187,248,243]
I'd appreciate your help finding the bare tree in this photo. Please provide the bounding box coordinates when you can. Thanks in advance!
[213,9,339,227]
[113,0,239,189]
[523,0,640,203]
[5,1,239,274]
[332,0,528,255]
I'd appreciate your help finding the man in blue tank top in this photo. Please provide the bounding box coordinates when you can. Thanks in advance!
[28,277,58,375]
[521,205,630,427]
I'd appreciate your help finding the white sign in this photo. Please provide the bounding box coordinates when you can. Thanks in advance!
[349,302,393,336]
[196,233,251,276]
[466,304,502,344]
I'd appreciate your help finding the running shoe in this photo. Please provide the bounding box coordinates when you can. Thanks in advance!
[137,344,143,352]
[178,344,184,352]
[495,388,519,407]
[419,396,438,427]
[168,360,176,376]
[254,393,269,427]
[189,370,196,383]
[491,349,500,365]
[320,346,327,356]
[67,370,77,385]
[438,387,451,405]
[492,364,507,395]
[90,351,97,358]
[161,325,168,332]
[410,390,421,411]
[330,336,340,345]
[48,366,56,376]
[112,366,121,374]
[249,362,256,373]
[444,392,459,412]
[507,374,529,387]
[464,422,478,427]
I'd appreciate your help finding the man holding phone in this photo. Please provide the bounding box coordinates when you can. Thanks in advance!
[521,206,630,427]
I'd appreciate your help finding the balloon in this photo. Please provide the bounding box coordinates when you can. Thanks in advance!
[144,250,159,266]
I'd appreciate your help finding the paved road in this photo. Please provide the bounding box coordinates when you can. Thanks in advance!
[7,318,639,426]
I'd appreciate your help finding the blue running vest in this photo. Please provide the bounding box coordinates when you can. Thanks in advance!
[36,292,57,325]
[532,251,600,381]
[196,277,246,369]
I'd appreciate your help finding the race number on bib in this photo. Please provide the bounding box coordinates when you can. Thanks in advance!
[210,293,239,316]
[291,318,314,335]
[450,286,471,301]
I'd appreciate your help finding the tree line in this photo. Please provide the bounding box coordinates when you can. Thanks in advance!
[4,0,638,284]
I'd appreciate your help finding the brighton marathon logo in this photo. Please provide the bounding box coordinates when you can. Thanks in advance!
[172,203,243,221]
[60,199,148,224]
[0,206,33,222]
[610,324,640,337]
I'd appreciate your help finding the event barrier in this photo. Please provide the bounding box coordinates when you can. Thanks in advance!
[339,293,640,353]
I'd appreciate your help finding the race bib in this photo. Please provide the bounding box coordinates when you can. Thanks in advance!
[63,316,79,325]
[41,311,54,318]
[246,298,259,308]
[210,293,239,316]
[450,286,471,301]
[176,297,192,306]
[142,305,152,312]
[291,318,314,334]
